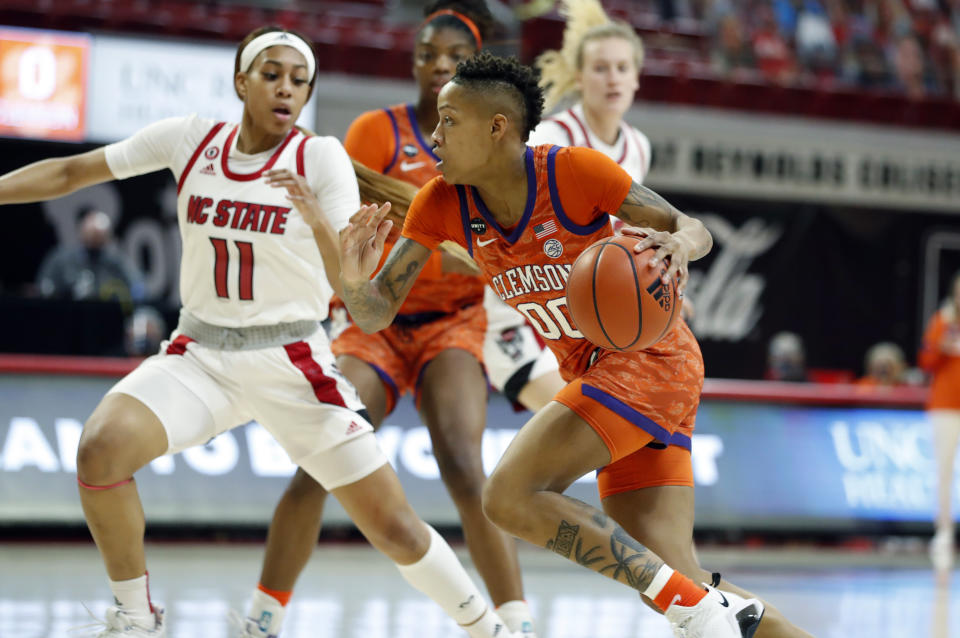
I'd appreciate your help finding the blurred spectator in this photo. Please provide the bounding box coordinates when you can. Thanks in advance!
[711,13,756,77]
[893,34,932,98]
[36,208,144,308]
[752,4,798,84]
[918,271,960,572]
[124,306,167,357]
[765,330,808,381]
[856,341,907,388]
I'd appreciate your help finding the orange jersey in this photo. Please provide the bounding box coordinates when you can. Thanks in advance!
[344,104,484,315]
[919,310,960,410]
[403,145,704,449]
[403,145,691,376]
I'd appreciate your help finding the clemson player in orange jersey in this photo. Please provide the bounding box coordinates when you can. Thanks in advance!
[240,5,536,638]
[337,52,801,638]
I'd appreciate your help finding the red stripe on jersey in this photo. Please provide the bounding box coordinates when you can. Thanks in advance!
[220,126,299,181]
[616,124,629,165]
[210,237,229,298]
[295,136,309,177]
[165,335,195,356]
[177,122,225,194]
[568,109,593,149]
[284,341,347,407]
[550,117,576,146]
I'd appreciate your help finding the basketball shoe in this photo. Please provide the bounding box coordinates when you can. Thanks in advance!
[234,616,277,638]
[93,605,165,636]
[664,586,764,638]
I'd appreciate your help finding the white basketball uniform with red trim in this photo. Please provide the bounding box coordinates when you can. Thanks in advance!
[483,103,651,398]
[101,115,385,489]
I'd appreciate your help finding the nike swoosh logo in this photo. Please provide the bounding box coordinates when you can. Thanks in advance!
[716,590,730,607]
[400,160,426,171]
[477,237,498,247]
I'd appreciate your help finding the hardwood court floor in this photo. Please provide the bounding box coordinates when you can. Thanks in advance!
[0,541,957,637]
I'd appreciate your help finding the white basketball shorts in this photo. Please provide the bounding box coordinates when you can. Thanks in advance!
[107,327,387,490]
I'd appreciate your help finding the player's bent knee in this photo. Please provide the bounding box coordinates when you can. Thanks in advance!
[77,418,144,484]
[435,452,485,503]
[364,510,429,561]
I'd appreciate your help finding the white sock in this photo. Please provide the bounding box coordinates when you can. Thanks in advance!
[496,600,535,635]
[641,565,675,600]
[246,589,286,634]
[396,525,509,637]
[108,573,155,628]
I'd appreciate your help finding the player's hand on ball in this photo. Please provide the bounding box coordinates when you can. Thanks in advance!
[339,203,393,283]
[620,226,693,293]
[265,169,324,228]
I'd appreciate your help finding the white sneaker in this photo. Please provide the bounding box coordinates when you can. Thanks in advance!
[229,608,280,638]
[664,586,764,638]
[930,529,955,572]
[93,605,165,637]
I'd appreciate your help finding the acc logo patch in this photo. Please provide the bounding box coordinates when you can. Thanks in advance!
[204,146,219,159]
[402,144,418,157]
[470,217,487,235]
[543,238,563,258]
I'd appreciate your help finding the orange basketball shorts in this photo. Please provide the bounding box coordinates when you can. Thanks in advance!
[332,303,486,415]
[553,321,703,496]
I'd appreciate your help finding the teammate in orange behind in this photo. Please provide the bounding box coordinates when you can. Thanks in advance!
[241,5,536,638]
[920,271,960,572]
[336,52,779,638]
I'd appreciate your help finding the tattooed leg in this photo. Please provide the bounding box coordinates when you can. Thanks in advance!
[542,496,663,592]
[482,403,668,594]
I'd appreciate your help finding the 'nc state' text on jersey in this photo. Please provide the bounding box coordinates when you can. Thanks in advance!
[185,195,291,235]
[490,263,573,300]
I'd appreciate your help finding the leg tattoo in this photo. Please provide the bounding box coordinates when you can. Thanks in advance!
[544,496,662,591]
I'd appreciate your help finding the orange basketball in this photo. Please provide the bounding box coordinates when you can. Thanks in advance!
[566,235,680,352]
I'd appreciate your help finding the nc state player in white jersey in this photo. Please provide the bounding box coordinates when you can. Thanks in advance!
[483,0,651,412]
[0,26,518,638]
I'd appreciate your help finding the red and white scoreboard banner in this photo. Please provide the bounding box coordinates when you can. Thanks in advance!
[0,27,90,142]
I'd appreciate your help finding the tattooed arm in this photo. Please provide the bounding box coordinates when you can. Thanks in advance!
[613,181,713,292]
[339,208,432,333]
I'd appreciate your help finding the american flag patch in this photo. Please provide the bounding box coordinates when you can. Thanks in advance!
[533,220,557,239]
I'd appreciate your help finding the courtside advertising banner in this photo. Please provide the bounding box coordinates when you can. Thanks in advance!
[0,27,90,141]
[0,371,955,530]
[86,34,318,142]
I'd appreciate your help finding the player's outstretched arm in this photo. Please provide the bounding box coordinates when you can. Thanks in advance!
[339,205,431,333]
[0,148,114,205]
[614,181,713,292]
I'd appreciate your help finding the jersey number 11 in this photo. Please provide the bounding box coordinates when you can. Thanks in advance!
[210,237,254,300]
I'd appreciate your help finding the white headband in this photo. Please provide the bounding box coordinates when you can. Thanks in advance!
[239,31,316,80]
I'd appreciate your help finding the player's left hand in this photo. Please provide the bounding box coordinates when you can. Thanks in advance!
[620,226,693,293]
[265,169,324,228]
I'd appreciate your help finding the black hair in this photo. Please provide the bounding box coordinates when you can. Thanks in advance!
[234,25,317,98]
[421,0,496,47]
[453,52,544,141]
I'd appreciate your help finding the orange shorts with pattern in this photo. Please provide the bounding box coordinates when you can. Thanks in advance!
[554,320,703,493]
[332,303,486,415]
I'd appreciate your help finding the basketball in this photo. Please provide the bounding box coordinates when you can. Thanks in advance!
[566,235,680,352]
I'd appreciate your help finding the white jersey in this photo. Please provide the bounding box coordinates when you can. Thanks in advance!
[105,114,358,327]
[527,102,652,183]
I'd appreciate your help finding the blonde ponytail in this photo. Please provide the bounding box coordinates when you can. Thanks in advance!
[536,0,644,113]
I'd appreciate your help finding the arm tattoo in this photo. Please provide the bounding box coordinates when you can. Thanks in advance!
[341,239,424,332]
[340,279,395,333]
[617,181,678,231]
